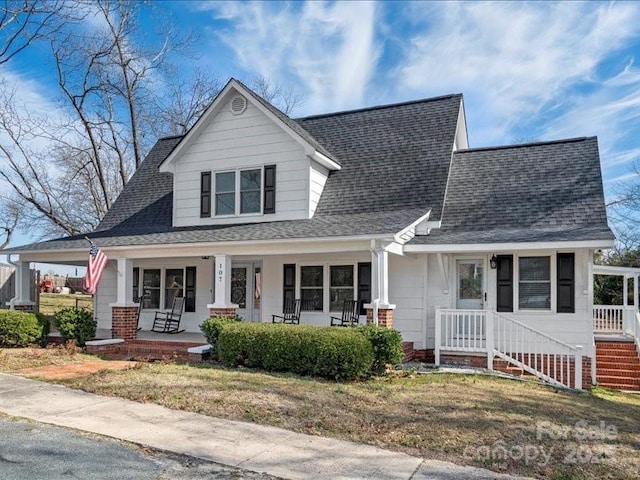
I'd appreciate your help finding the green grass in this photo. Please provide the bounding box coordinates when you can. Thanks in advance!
[1,347,639,480]
[38,293,93,317]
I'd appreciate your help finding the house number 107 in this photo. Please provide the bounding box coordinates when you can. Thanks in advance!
[218,264,224,282]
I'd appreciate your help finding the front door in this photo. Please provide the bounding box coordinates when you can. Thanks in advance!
[456,259,485,310]
[231,262,262,321]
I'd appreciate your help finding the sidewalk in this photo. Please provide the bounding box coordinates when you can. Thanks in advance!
[0,374,529,480]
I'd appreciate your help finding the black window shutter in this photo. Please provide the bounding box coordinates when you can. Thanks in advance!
[200,172,211,217]
[496,255,513,312]
[185,266,196,312]
[357,262,372,315]
[557,253,575,313]
[264,165,276,214]
[283,264,295,307]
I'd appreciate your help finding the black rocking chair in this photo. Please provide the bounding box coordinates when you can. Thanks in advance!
[151,296,185,334]
[272,298,301,324]
[330,300,360,327]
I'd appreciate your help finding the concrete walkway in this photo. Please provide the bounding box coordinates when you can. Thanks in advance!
[0,374,529,480]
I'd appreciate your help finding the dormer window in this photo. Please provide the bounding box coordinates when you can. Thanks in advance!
[200,165,276,218]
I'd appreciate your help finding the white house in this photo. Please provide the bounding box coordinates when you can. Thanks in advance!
[8,78,638,390]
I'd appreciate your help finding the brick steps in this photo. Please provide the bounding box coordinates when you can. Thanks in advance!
[595,340,640,391]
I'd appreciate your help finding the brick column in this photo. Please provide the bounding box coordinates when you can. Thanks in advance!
[365,306,395,328]
[111,305,138,340]
[208,307,237,318]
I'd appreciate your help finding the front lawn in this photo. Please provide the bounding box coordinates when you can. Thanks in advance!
[1,347,639,480]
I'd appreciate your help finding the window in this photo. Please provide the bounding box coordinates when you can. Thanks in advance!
[200,172,211,217]
[215,171,235,215]
[133,267,140,301]
[212,166,275,216]
[164,269,184,309]
[301,266,323,311]
[518,257,551,310]
[185,267,196,313]
[330,265,354,311]
[240,169,261,214]
[142,269,161,309]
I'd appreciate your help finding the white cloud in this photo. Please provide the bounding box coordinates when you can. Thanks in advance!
[196,0,380,114]
[394,1,640,146]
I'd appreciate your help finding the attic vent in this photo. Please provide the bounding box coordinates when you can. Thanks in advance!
[230,95,247,115]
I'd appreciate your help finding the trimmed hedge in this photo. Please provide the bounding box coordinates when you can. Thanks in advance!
[0,310,44,347]
[357,324,403,374]
[200,316,242,359]
[218,323,374,380]
[54,308,96,346]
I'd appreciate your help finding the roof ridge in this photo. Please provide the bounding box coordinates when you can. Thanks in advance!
[295,93,462,121]
[456,136,594,153]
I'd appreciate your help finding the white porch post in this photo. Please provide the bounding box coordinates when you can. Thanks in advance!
[634,275,639,313]
[115,258,134,306]
[9,261,34,309]
[364,244,395,327]
[623,275,633,334]
[207,254,238,317]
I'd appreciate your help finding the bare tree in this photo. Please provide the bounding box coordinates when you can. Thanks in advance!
[250,75,304,115]
[0,0,69,65]
[152,69,223,136]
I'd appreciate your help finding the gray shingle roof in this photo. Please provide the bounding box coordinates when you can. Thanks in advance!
[297,95,461,217]
[410,137,614,244]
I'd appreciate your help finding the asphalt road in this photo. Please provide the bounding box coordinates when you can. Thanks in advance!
[0,416,279,480]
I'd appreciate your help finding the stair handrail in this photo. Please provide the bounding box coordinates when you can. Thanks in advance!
[492,311,582,389]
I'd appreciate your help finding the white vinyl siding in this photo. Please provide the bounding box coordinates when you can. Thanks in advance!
[172,99,310,226]
[309,162,329,217]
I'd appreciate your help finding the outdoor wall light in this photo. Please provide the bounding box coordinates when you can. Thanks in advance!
[490,254,498,269]
[201,256,210,260]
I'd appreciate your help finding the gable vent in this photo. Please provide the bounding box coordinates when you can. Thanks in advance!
[230,95,247,115]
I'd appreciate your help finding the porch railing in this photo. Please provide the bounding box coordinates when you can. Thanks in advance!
[593,305,624,333]
[435,308,583,390]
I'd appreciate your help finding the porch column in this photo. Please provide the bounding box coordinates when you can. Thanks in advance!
[364,246,396,328]
[110,257,138,340]
[9,261,35,311]
[207,254,238,318]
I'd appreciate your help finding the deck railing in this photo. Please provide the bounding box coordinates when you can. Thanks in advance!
[435,308,583,390]
[593,305,624,333]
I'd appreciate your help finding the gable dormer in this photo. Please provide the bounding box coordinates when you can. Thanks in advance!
[159,79,340,227]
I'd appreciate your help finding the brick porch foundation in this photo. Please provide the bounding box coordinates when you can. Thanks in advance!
[13,304,36,311]
[365,308,394,328]
[208,307,237,318]
[111,305,138,340]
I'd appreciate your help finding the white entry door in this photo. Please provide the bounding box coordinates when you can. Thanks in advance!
[456,259,485,310]
[231,262,262,321]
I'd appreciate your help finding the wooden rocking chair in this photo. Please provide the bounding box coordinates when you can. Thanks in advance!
[151,296,185,334]
[330,300,359,327]
[272,298,301,324]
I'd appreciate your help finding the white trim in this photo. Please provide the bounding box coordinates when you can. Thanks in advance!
[159,79,340,173]
[394,210,431,244]
[404,239,614,253]
[311,151,341,171]
[593,265,640,276]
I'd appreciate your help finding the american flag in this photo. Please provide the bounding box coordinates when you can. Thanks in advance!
[83,243,108,295]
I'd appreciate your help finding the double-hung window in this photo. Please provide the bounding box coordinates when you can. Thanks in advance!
[518,257,551,310]
[214,169,262,216]
[301,266,323,311]
[240,169,261,214]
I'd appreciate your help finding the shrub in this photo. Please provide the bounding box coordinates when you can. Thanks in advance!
[54,308,96,346]
[218,323,374,380]
[0,310,43,347]
[357,324,403,374]
[200,316,242,359]
[35,312,50,347]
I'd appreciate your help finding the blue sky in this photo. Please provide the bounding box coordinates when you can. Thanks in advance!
[2,0,640,273]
